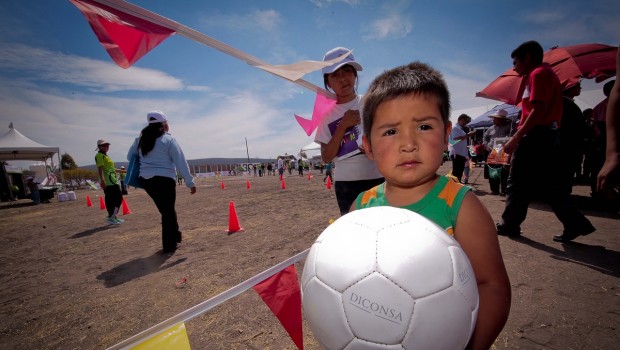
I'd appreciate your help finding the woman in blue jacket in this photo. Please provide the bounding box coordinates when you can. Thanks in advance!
[128,111,196,254]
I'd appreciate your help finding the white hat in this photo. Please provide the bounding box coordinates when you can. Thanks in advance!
[321,47,363,75]
[147,110,167,124]
[96,139,110,150]
[488,109,509,119]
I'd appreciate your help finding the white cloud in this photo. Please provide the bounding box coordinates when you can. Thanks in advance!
[0,70,314,166]
[363,14,412,40]
[0,43,185,92]
[310,0,360,8]
[515,6,620,46]
[202,9,283,33]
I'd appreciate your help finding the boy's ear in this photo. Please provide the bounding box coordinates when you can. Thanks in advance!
[444,122,452,147]
[362,135,374,160]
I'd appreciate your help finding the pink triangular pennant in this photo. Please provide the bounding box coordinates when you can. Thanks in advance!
[294,93,337,135]
[295,114,316,136]
[70,0,176,68]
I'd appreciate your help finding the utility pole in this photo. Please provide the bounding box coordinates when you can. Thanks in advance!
[245,137,250,174]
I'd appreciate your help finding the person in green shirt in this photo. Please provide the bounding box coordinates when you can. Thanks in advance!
[95,139,124,224]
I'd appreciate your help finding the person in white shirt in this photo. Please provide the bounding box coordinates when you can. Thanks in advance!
[314,47,383,215]
[449,114,475,182]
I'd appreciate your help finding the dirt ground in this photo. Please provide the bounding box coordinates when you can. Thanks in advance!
[0,164,618,350]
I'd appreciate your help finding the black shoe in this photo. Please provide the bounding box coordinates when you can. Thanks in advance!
[163,243,181,254]
[553,224,596,242]
[496,223,521,237]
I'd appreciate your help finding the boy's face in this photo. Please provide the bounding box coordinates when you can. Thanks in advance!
[363,93,450,187]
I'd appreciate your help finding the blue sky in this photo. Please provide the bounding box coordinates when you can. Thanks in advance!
[0,0,618,166]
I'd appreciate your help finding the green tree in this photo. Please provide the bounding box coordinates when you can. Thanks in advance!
[63,168,98,190]
[61,153,78,170]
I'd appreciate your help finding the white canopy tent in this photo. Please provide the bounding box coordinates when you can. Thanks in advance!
[299,141,322,162]
[300,141,321,152]
[0,123,63,188]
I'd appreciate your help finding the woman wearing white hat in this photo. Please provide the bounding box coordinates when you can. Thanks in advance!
[127,111,196,254]
[95,139,125,224]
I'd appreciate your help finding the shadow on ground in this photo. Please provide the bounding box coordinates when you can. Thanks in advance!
[69,225,117,239]
[511,236,620,278]
[96,253,187,288]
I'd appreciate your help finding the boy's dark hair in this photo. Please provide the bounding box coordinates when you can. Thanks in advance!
[511,40,544,65]
[362,61,450,144]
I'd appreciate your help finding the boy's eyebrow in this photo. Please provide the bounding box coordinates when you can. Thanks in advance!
[374,120,401,129]
[375,115,441,128]
[412,115,442,122]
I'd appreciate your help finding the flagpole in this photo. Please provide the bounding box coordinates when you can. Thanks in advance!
[106,249,309,350]
[91,0,334,98]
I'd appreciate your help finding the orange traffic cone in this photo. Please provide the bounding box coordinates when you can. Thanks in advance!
[121,198,131,215]
[221,181,225,189]
[227,201,244,233]
[281,180,286,190]
[246,180,251,189]
[99,196,106,210]
[307,173,311,180]
[86,195,93,207]
[326,176,332,189]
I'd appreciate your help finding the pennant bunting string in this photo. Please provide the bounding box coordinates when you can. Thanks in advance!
[106,249,309,350]
[72,0,336,97]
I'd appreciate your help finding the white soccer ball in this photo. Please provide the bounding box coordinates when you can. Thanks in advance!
[301,206,479,350]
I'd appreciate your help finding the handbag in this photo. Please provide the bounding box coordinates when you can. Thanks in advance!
[125,154,142,189]
[488,165,502,180]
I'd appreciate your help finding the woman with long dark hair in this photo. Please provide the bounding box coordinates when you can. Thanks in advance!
[127,111,196,254]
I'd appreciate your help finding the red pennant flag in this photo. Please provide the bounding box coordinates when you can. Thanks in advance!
[70,0,175,68]
[253,265,303,350]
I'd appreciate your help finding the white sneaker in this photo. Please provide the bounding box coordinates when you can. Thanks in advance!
[107,217,120,225]
[114,217,125,224]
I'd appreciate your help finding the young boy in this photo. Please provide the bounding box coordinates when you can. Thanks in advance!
[352,62,511,350]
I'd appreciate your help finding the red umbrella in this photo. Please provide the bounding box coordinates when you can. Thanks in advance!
[476,43,617,105]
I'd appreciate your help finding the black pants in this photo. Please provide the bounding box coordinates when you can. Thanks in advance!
[104,184,122,218]
[335,178,384,215]
[452,154,467,182]
[140,176,181,252]
[501,127,593,232]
